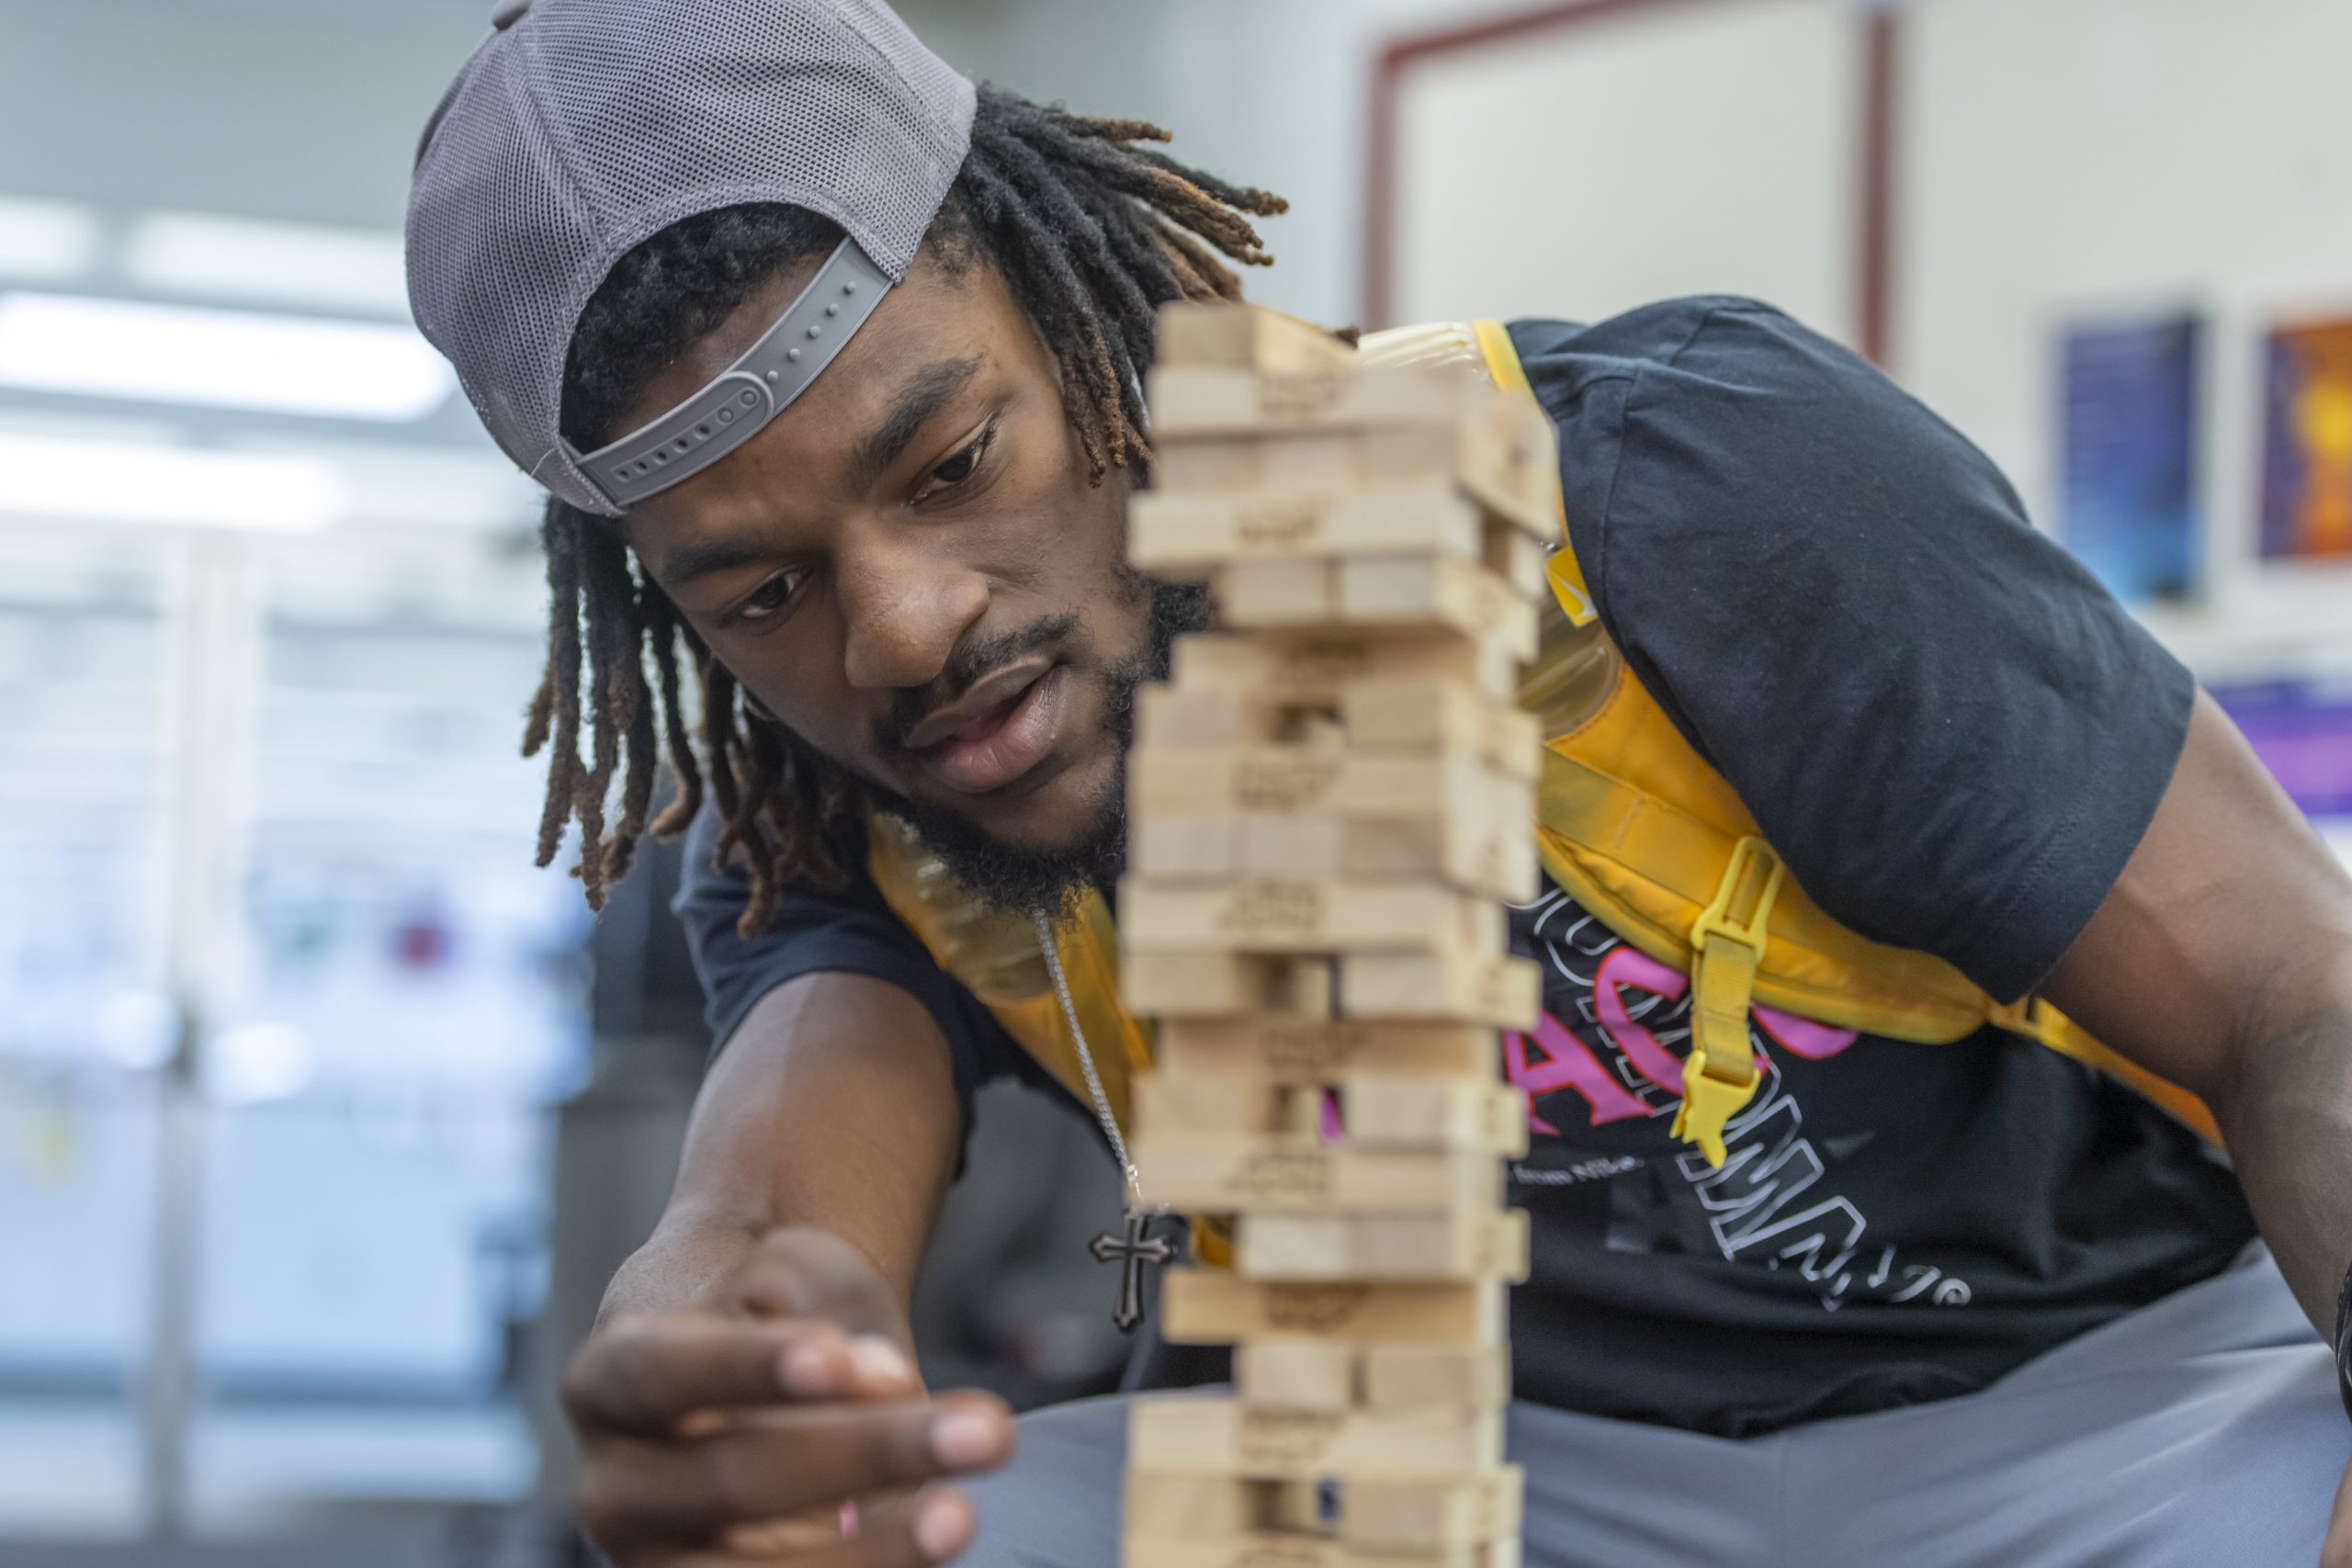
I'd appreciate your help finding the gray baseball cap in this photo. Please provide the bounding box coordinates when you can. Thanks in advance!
[406,0,977,515]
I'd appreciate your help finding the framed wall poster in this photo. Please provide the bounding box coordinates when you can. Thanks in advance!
[2258,314,2352,560]
[2057,311,2201,602]
[2210,676,2352,821]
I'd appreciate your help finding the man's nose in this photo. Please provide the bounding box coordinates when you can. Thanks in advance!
[834,524,989,692]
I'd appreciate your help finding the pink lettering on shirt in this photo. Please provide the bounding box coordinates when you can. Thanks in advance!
[1504,1010,1650,1133]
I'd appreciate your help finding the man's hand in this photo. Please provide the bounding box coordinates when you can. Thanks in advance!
[563,1227,1015,1566]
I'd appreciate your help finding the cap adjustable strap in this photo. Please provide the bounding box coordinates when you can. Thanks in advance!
[1671,835,1783,1168]
[568,236,891,509]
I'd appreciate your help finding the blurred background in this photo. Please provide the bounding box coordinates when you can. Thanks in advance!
[4,0,2350,1562]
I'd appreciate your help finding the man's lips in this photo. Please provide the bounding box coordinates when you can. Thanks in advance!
[900,656,1056,751]
[902,660,1070,795]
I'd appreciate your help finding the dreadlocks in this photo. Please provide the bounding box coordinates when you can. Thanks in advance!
[526,85,1285,935]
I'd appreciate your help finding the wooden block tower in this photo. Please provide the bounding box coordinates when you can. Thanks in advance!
[1116,302,1553,1568]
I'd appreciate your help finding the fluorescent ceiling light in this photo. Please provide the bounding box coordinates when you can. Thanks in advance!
[0,291,454,421]
[0,196,101,282]
[125,210,411,316]
[0,432,346,530]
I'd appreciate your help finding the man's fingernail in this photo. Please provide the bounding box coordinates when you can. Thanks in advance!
[914,1490,974,1560]
[850,1335,913,1387]
[780,1339,835,1395]
[931,1406,1004,1468]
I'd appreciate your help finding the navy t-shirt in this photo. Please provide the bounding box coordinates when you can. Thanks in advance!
[673,298,2257,1438]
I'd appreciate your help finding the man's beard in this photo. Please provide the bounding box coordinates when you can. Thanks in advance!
[860,572,1211,919]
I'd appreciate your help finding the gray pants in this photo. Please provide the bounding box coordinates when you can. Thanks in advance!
[963,1246,2347,1566]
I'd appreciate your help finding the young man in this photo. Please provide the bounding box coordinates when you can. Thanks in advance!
[407,2,2352,1563]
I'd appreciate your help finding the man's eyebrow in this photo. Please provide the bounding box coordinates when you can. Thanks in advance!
[851,355,981,488]
[658,532,776,590]
[659,357,986,589]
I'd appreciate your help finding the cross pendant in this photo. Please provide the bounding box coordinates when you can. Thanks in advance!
[1089,1210,1174,1333]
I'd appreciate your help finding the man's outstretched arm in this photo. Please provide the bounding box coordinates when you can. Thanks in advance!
[605,969,960,1324]
[2041,691,2352,1566]
[573,971,1015,1566]
[2044,691,2352,1335]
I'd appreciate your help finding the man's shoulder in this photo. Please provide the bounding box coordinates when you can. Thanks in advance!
[1509,296,1869,403]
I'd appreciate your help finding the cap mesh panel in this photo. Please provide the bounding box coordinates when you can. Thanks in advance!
[406,0,975,513]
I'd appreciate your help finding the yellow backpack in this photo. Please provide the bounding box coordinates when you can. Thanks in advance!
[866,319,2217,1182]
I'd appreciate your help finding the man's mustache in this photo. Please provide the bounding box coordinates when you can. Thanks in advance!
[872,612,1081,755]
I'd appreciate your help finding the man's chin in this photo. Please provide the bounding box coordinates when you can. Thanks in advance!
[866,772,1127,920]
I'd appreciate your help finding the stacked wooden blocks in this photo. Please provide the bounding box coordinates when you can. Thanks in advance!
[1116,303,1552,1568]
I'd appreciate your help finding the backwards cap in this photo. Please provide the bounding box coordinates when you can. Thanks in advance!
[405,0,976,515]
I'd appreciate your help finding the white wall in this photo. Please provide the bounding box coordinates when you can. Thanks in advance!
[1901,0,2352,675]
[0,0,492,229]
[899,0,1493,329]
[1388,0,1858,332]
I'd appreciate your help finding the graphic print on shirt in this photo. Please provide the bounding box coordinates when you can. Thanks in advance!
[1506,887,1975,1312]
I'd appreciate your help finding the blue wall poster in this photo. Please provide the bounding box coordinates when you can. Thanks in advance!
[2058,312,2201,602]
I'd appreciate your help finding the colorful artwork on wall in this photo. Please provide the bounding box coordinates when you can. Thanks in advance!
[2258,315,2352,560]
[2057,312,2201,602]
[2211,678,2352,819]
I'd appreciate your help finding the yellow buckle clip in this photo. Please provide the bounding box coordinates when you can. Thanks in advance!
[1668,836,1784,1168]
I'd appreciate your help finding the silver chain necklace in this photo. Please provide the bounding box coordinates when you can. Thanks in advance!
[1036,911,1146,1203]
[1036,911,1170,1332]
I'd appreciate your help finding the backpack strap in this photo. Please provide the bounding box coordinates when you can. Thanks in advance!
[1471,319,1599,629]
[1672,837,1784,1167]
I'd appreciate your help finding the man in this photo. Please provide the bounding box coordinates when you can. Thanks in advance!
[406,2,2352,1564]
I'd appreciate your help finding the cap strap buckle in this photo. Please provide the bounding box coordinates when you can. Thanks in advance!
[570,236,891,509]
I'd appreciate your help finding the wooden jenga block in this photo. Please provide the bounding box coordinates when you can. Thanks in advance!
[1234,1211,1530,1285]
[1129,1397,1503,1481]
[1124,1534,1517,1568]
[1489,524,1550,601]
[1138,684,1351,747]
[1147,364,1489,437]
[1153,1019,1497,1083]
[1214,556,1337,624]
[1124,1471,1320,1538]
[1126,1136,1500,1213]
[1126,770,1532,898]
[1129,481,1485,571]
[1129,744,1527,822]
[1161,1275,1508,1346]
[1154,420,1553,545]
[1136,1076,1526,1155]
[1363,1344,1514,1411]
[1337,682,1542,783]
[1155,300,1357,371]
[1148,365,1555,537]
[1234,1340,1357,1410]
[1340,946,1540,1028]
[1124,947,1533,1026]
[1116,812,1529,902]
[1118,878,1505,958]
[1235,1342,1513,1413]
[1339,1470,1525,1553]
[1146,367,1555,517]
[1343,1076,1529,1154]
[1172,628,1521,705]
[1121,951,1339,1020]
[1205,555,1540,662]
[1332,554,1540,662]
[1134,1074,1321,1139]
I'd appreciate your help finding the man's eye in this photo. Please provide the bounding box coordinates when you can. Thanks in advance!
[735,570,803,623]
[921,423,997,498]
